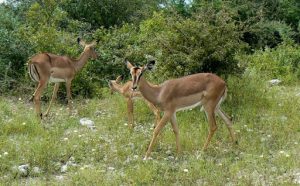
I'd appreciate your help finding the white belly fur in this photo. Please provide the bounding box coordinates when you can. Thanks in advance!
[176,101,202,112]
[49,76,65,83]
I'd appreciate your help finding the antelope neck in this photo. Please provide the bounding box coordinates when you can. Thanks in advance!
[74,50,90,72]
[138,77,161,105]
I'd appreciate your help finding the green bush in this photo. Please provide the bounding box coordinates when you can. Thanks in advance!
[137,10,245,79]
[0,6,32,93]
[238,43,300,82]
[242,21,295,50]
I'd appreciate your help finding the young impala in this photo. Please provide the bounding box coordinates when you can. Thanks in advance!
[108,75,160,128]
[28,38,98,119]
[125,59,237,160]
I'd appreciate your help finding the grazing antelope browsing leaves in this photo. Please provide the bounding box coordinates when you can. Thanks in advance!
[125,59,237,160]
[28,38,98,119]
[108,75,160,128]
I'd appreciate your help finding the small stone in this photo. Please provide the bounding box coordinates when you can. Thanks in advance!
[56,175,64,180]
[18,164,30,176]
[61,164,68,173]
[32,166,41,174]
[268,79,282,86]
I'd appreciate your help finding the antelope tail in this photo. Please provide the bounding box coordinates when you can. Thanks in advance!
[216,86,228,110]
[28,61,40,82]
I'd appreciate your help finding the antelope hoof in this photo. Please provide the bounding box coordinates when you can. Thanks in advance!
[143,156,152,161]
[129,124,134,129]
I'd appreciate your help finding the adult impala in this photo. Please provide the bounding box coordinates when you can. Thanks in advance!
[108,75,160,128]
[125,59,237,160]
[28,38,98,119]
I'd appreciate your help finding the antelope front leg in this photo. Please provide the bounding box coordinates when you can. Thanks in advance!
[144,111,172,160]
[65,80,73,114]
[44,83,60,117]
[145,100,161,128]
[127,98,134,128]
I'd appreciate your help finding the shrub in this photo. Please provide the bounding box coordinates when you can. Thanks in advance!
[242,21,295,51]
[237,43,300,82]
[137,10,245,79]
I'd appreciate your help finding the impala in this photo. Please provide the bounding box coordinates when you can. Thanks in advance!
[109,75,160,128]
[28,38,98,119]
[125,59,237,159]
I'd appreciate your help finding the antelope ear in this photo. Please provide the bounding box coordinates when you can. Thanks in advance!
[146,60,156,70]
[77,38,86,47]
[124,59,134,69]
[116,75,123,83]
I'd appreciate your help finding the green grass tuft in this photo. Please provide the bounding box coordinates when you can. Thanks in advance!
[0,75,299,185]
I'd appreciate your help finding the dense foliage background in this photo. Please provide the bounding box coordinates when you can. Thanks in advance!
[0,0,299,96]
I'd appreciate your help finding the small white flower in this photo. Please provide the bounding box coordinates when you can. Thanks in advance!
[183,169,189,173]
[73,130,78,133]
[285,154,290,157]
[78,135,82,138]
[267,135,271,138]
[124,123,128,126]
[63,138,68,141]
[18,98,22,101]
[92,149,96,152]
[22,122,26,125]
[279,151,285,154]
[108,166,115,171]
[3,152,8,156]
[260,154,264,158]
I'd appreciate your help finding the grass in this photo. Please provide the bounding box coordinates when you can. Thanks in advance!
[0,75,299,185]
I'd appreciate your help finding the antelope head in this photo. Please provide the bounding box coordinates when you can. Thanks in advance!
[108,75,124,94]
[77,38,98,60]
[125,59,155,90]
